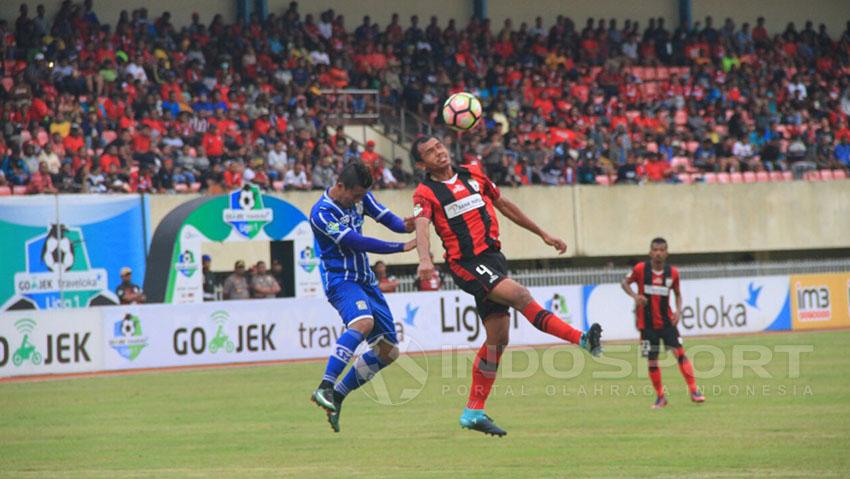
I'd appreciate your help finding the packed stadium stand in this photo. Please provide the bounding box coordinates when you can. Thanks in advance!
[1,1,850,194]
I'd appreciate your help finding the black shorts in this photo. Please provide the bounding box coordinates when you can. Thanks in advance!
[448,248,510,320]
[640,326,682,359]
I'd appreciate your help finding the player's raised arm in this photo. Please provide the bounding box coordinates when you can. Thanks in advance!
[493,195,567,254]
[363,191,414,234]
[311,210,414,254]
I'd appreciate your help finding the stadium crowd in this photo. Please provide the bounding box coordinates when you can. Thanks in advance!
[1,0,850,194]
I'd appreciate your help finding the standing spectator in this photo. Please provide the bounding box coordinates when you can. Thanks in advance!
[116,267,146,304]
[271,260,287,298]
[223,260,250,300]
[312,156,337,190]
[250,261,281,299]
[360,140,383,184]
[202,254,219,302]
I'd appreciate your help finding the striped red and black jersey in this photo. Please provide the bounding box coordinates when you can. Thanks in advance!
[626,261,680,330]
[413,164,502,262]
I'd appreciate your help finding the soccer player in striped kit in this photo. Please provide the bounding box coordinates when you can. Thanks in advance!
[621,237,706,408]
[410,136,603,436]
[309,162,416,432]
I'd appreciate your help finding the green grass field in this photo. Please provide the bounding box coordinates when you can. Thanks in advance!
[2,330,849,478]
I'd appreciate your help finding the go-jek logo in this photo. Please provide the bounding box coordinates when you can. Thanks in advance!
[109,313,149,361]
[0,317,92,368]
[172,310,276,355]
[298,246,320,273]
[223,185,273,239]
[545,293,572,323]
[10,318,43,366]
[174,250,199,278]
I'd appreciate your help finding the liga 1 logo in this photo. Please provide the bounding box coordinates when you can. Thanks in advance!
[223,184,273,239]
[298,246,320,273]
[109,313,149,361]
[174,250,199,277]
[7,223,111,310]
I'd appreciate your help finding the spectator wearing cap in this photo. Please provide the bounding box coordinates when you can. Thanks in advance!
[116,267,146,304]
[223,260,250,300]
[250,261,281,299]
[202,254,219,302]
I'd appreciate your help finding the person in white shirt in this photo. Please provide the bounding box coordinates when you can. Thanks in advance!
[284,163,310,190]
[267,141,289,179]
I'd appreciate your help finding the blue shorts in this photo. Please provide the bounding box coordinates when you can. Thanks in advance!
[326,281,398,345]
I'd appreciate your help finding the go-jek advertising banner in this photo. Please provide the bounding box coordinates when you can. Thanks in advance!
[98,285,584,372]
[0,196,148,311]
[584,275,791,341]
[0,309,104,377]
[143,185,321,304]
[790,272,850,331]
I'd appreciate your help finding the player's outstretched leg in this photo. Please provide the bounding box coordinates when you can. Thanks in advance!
[460,315,508,437]
[673,347,705,403]
[311,327,366,414]
[329,340,398,432]
[490,279,603,356]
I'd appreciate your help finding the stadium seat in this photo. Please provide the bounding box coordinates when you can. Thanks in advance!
[12,186,27,195]
[755,172,770,182]
[742,172,756,183]
[1,77,12,92]
[671,157,690,170]
[804,170,821,181]
[703,173,718,184]
[646,142,658,153]
[686,141,699,153]
[819,170,834,181]
[36,130,49,146]
[782,171,793,181]
[716,172,731,184]
[677,173,692,184]
[729,172,744,183]
[595,175,611,186]
[273,181,284,191]
[174,184,189,193]
[0,186,11,196]
[190,182,201,192]
[833,169,848,180]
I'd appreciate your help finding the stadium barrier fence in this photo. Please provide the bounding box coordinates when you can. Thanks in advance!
[2,272,848,379]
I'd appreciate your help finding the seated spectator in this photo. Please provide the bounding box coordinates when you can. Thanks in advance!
[27,162,57,194]
[312,156,337,190]
[284,163,310,190]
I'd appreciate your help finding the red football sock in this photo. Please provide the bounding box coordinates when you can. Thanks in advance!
[648,362,664,398]
[674,347,698,394]
[466,344,504,410]
[521,301,582,344]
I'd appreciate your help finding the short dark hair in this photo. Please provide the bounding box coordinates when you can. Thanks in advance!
[650,237,668,247]
[338,161,373,189]
[409,135,438,169]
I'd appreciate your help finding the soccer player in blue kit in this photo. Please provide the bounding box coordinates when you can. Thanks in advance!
[309,161,415,432]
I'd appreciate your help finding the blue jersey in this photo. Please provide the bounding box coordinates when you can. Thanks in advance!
[310,190,403,288]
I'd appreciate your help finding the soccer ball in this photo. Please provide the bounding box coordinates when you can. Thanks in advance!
[442,92,482,131]
[121,316,136,336]
[238,188,255,210]
[43,225,75,272]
